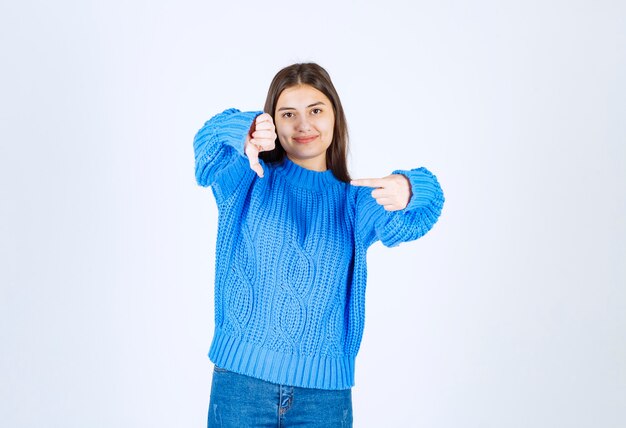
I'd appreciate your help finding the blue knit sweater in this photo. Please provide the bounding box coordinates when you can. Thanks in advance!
[193,108,444,390]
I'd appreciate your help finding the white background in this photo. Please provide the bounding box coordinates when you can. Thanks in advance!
[1,1,625,427]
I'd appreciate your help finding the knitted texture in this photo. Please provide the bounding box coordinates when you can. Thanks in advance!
[193,108,445,389]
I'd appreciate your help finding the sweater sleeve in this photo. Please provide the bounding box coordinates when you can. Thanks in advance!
[355,167,445,248]
[193,108,263,202]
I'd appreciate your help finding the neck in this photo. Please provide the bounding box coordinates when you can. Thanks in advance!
[286,154,327,172]
[275,157,339,191]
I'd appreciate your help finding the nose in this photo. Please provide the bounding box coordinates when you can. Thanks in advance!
[296,115,311,132]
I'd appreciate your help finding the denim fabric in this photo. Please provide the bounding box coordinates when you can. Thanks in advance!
[208,366,353,427]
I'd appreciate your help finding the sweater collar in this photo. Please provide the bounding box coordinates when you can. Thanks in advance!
[274,156,340,191]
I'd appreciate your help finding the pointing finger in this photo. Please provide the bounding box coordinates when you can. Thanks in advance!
[250,162,264,178]
[244,142,264,178]
[350,178,386,188]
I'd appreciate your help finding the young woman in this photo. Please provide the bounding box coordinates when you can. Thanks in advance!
[193,63,445,427]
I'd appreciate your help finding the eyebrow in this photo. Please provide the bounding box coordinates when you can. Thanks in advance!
[277,101,326,111]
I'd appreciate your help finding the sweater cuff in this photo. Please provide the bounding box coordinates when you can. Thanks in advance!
[216,108,264,156]
[392,167,442,211]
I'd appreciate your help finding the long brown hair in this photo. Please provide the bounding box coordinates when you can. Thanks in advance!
[260,63,351,182]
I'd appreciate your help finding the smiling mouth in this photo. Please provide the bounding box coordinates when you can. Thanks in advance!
[293,136,318,144]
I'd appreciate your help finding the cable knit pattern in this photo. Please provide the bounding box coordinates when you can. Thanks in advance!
[193,108,445,389]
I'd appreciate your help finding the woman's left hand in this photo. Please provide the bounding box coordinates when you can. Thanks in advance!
[351,174,412,211]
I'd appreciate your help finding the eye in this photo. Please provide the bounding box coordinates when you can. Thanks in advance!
[282,112,294,118]
[311,108,322,115]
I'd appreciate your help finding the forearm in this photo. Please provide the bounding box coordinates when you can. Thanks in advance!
[193,108,262,187]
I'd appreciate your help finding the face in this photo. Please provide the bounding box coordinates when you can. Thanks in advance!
[274,84,335,171]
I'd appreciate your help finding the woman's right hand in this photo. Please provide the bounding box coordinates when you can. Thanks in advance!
[244,113,276,178]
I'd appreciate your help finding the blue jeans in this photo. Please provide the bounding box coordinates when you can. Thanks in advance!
[208,366,353,427]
